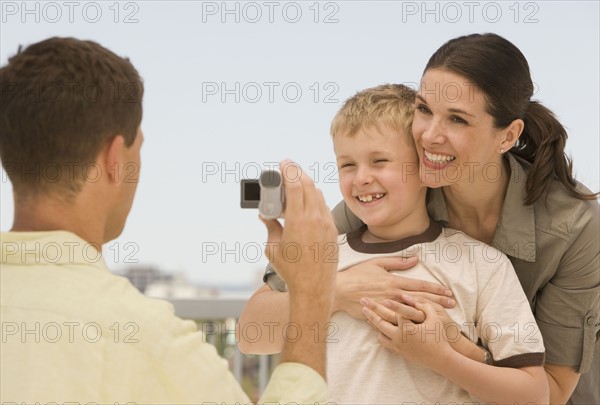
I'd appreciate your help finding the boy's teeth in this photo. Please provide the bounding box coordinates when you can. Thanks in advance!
[425,150,456,163]
[358,193,384,202]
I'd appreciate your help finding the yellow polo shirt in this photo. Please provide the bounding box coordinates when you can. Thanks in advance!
[0,231,328,403]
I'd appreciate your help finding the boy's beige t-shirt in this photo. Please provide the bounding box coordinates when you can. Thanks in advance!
[326,222,544,404]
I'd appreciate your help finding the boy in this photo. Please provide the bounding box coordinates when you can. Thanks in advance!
[238,84,548,404]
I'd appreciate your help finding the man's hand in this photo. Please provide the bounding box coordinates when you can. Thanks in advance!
[261,161,338,298]
[334,257,455,319]
[260,160,338,379]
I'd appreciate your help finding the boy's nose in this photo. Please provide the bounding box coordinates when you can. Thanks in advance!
[354,167,374,186]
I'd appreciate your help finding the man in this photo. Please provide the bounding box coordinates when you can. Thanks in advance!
[0,37,337,403]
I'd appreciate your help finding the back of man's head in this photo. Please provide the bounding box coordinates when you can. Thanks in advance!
[0,37,144,200]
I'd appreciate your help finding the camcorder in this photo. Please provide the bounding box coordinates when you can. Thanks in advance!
[240,169,285,219]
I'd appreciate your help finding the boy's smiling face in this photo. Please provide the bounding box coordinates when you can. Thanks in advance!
[334,126,428,240]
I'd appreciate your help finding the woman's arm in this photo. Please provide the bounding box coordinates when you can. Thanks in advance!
[363,299,549,404]
[438,352,548,404]
[237,284,289,354]
[376,300,582,403]
[407,292,582,403]
[237,256,456,354]
[332,256,455,319]
[545,363,581,404]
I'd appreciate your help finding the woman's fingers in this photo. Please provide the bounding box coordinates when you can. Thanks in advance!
[382,299,426,324]
[399,291,455,309]
[376,332,394,351]
[387,274,454,304]
[361,298,399,338]
[360,297,398,325]
[414,302,439,320]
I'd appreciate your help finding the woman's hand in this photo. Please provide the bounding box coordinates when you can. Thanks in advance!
[386,294,455,326]
[333,256,455,319]
[362,296,486,364]
[361,298,456,370]
[362,298,550,404]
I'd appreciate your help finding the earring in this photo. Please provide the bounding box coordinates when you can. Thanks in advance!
[499,148,504,153]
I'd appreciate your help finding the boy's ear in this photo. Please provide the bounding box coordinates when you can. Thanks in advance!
[500,118,524,151]
[101,135,127,183]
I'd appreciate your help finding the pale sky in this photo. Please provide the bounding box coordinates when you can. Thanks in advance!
[1,1,598,288]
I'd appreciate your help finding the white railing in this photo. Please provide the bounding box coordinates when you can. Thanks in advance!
[167,297,274,398]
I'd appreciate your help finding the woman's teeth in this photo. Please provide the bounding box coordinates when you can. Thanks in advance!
[424,150,456,163]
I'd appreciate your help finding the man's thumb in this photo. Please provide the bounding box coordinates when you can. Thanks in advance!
[260,217,282,260]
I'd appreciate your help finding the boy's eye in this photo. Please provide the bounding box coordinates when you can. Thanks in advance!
[339,163,354,169]
[416,104,431,114]
[374,159,388,164]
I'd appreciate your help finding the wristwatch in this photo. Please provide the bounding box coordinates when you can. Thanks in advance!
[263,263,287,292]
[482,347,493,365]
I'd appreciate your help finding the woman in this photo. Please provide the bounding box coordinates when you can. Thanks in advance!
[337,33,599,405]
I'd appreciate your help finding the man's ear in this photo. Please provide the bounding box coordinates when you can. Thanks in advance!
[499,118,524,151]
[101,135,127,183]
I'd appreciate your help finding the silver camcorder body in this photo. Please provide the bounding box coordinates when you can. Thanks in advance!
[240,169,285,219]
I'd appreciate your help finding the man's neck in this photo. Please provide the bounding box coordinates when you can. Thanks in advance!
[11,193,107,250]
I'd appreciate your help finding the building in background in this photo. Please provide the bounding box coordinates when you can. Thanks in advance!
[118,266,219,297]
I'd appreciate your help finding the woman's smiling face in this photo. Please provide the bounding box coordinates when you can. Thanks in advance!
[412,68,507,188]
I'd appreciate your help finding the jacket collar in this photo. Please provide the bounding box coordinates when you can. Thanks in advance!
[427,153,536,262]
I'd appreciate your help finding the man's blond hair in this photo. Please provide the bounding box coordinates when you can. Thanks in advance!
[331,84,416,140]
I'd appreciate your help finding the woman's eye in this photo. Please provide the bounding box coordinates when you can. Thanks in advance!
[451,116,468,125]
[374,159,388,164]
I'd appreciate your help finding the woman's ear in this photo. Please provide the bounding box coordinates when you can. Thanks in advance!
[499,118,524,152]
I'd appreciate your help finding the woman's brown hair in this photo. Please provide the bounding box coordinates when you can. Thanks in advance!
[425,33,598,204]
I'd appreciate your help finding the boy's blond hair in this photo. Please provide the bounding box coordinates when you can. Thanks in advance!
[331,84,416,139]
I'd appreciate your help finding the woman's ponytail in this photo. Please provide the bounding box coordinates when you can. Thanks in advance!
[512,101,598,204]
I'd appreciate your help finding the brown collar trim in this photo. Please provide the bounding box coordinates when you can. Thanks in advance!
[347,220,443,254]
